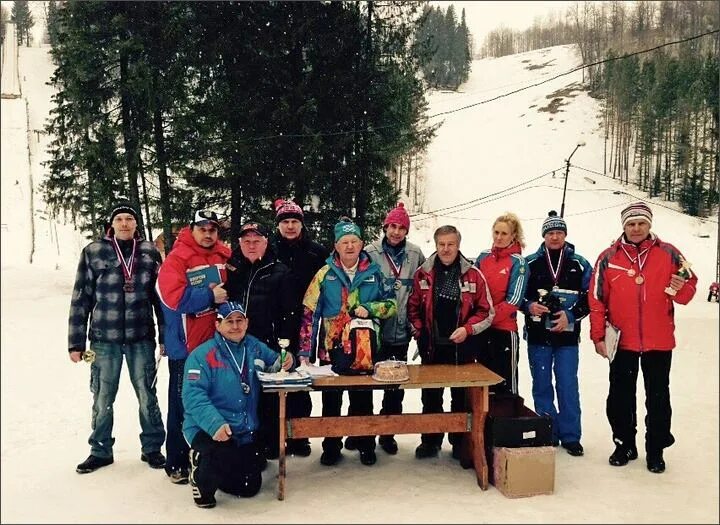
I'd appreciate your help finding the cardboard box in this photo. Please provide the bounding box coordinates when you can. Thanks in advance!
[484,394,553,483]
[493,446,555,498]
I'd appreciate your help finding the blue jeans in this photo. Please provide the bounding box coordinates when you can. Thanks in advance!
[88,341,165,458]
[166,358,190,472]
[527,344,581,444]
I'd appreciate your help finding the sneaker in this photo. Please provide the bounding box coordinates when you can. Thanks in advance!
[286,439,312,457]
[140,451,166,469]
[167,467,189,484]
[320,449,343,466]
[608,444,638,466]
[359,449,377,466]
[76,455,114,474]
[561,442,584,457]
[344,436,359,451]
[646,451,666,474]
[379,436,398,455]
[414,443,440,459]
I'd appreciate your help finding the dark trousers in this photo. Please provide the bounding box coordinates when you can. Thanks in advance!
[378,343,409,438]
[420,344,470,447]
[607,349,674,454]
[166,358,190,472]
[475,328,520,395]
[258,390,313,455]
[190,431,263,499]
[321,389,375,453]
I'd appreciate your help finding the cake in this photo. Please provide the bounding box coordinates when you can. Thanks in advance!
[372,360,409,382]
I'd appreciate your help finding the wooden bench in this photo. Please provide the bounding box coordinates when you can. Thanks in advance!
[267,363,503,500]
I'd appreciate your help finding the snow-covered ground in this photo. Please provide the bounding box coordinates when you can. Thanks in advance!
[1,42,718,524]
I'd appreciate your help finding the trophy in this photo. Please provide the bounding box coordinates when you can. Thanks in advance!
[81,348,96,364]
[664,257,692,296]
[278,338,290,374]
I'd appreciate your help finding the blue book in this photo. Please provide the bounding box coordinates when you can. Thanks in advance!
[186,265,222,288]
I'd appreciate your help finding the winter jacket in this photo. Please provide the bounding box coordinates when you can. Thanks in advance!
[522,242,591,347]
[474,242,528,332]
[182,332,282,446]
[299,251,397,362]
[407,253,495,363]
[225,246,299,352]
[68,232,164,351]
[589,233,697,351]
[272,232,330,355]
[366,237,426,345]
[156,227,231,360]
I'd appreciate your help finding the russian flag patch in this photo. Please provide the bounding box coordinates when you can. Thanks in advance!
[187,369,201,381]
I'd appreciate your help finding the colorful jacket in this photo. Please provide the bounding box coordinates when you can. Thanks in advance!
[365,237,426,345]
[68,231,164,351]
[298,251,397,362]
[156,227,231,360]
[182,332,281,446]
[589,233,697,351]
[522,242,591,347]
[474,242,528,332]
[407,253,495,363]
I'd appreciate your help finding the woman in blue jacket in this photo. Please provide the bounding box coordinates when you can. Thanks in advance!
[182,302,292,508]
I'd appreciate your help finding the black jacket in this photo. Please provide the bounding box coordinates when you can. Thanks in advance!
[523,242,592,347]
[271,233,329,355]
[225,246,298,352]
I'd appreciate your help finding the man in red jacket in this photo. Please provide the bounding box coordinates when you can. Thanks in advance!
[589,202,697,474]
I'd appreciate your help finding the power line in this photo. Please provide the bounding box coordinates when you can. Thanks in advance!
[232,29,718,144]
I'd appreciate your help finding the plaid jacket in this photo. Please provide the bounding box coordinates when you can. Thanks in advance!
[68,232,164,351]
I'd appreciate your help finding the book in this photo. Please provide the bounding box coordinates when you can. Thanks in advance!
[186,265,222,288]
[605,322,621,363]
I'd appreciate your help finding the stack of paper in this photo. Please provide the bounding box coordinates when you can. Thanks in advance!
[256,369,312,388]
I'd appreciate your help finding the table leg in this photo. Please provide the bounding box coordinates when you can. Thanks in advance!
[278,391,287,501]
[469,386,490,490]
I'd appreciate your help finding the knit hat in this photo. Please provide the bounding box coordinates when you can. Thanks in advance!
[541,210,567,236]
[192,209,220,227]
[621,201,653,228]
[239,220,270,238]
[109,200,140,223]
[334,217,362,242]
[274,198,304,224]
[383,202,410,231]
[217,301,247,319]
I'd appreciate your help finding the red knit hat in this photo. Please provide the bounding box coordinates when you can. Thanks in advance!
[383,202,410,231]
[274,198,304,224]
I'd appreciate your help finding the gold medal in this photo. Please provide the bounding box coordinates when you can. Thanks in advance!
[627,269,636,277]
[394,279,402,290]
[635,275,644,285]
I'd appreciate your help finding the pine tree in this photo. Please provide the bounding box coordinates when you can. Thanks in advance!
[11,0,34,46]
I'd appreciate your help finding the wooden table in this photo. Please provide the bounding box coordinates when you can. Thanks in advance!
[266,363,503,500]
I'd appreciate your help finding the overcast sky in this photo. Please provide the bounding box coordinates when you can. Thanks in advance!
[433,1,575,47]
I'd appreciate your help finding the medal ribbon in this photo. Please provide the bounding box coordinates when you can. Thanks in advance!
[620,241,653,275]
[384,252,402,279]
[223,336,249,387]
[544,247,565,287]
[111,237,137,284]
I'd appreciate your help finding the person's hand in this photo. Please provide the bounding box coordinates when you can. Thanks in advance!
[354,305,369,319]
[213,423,232,442]
[299,356,310,367]
[281,351,294,370]
[529,301,550,317]
[668,274,686,292]
[449,327,468,344]
[210,282,228,303]
[594,341,608,359]
[69,350,83,363]
[158,344,166,357]
[549,310,569,332]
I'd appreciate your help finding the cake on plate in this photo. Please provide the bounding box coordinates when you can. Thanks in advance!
[372,360,409,382]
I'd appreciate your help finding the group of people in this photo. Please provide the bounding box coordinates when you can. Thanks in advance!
[68,198,697,508]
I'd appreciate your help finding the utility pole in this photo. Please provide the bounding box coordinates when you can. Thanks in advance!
[560,141,585,218]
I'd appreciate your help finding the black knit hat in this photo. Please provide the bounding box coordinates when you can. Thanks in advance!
[109,200,140,223]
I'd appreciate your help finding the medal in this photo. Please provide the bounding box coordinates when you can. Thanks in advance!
[394,279,402,290]
[635,275,644,285]
[112,236,138,294]
[552,285,559,291]
[123,282,135,293]
[627,269,636,277]
[242,382,250,394]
